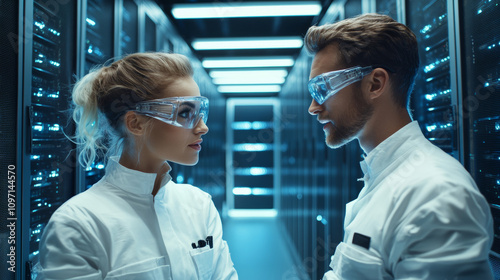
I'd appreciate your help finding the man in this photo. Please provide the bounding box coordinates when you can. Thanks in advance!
[305,13,494,279]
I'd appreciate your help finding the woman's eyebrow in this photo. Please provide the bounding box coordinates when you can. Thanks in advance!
[180,101,196,108]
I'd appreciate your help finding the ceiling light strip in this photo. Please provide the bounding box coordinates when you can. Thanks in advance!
[213,77,286,85]
[192,37,303,50]
[203,57,295,68]
[218,85,281,93]
[172,1,322,19]
[209,69,289,78]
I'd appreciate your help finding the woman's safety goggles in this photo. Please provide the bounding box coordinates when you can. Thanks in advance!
[135,96,209,129]
[308,66,373,105]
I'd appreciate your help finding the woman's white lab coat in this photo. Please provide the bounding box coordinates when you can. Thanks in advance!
[36,157,238,280]
[323,121,494,280]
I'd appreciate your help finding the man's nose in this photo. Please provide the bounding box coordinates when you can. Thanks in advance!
[308,99,322,115]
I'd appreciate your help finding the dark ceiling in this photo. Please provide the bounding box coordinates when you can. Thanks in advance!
[154,0,334,62]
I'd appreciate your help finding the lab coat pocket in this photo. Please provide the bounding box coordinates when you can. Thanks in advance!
[190,247,214,280]
[330,242,385,279]
[104,256,171,280]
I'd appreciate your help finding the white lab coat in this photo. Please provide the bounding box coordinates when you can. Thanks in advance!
[323,121,494,280]
[36,157,238,280]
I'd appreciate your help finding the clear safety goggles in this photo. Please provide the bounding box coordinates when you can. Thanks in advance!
[135,96,209,129]
[308,66,373,105]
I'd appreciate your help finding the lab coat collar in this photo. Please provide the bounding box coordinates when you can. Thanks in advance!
[359,121,422,184]
[104,156,172,195]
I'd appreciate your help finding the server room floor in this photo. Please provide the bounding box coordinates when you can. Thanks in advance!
[223,216,306,280]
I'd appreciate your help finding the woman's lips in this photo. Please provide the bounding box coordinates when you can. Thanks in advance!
[189,144,202,151]
[189,140,203,151]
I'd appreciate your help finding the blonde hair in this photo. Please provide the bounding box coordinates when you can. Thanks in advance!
[305,13,419,108]
[71,52,194,168]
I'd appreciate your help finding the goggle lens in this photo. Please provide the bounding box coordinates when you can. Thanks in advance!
[308,66,373,104]
[135,96,209,129]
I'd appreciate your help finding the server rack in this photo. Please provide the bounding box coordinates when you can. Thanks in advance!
[460,0,500,254]
[6,1,226,279]
[406,0,460,158]
[1,2,21,279]
[20,1,79,279]
[226,98,280,211]
[120,0,138,56]
[82,0,115,189]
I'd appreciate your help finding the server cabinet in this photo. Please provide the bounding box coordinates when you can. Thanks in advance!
[376,0,398,20]
[120,0,138,55]
[144,14,157,52]
[226,98,280,211]
[406,0,459,158]
[20,1,79,279]
[1,2,21,279]
[82,0,115,189]
[460,0,500,254]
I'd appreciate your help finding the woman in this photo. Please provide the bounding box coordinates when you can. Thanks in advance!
[36,53,238,279]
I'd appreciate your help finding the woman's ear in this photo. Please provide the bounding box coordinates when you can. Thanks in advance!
[366,68,390,100]
[123,111,147,136]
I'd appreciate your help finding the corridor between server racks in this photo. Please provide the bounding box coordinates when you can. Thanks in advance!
[223,216,307,280]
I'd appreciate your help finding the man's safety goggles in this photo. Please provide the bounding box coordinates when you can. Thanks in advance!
[135,96,209,129]
[308,66,373,105]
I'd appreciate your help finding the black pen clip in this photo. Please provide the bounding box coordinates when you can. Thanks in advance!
[191,236,214,249]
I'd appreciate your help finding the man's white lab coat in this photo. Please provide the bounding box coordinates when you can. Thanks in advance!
[323,121,493,279]
[36,157,237,280]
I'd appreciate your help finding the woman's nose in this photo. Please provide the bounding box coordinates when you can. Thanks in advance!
[195,119,209,135]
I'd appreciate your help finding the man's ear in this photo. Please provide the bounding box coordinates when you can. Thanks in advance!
[366,68,390,100]
[123,111,147,136]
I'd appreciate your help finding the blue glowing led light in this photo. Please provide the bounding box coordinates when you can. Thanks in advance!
[424,56,450,73]
[233,187,252,195]
[495,122,500,131]
[233,143,273,152]
[34,21,45,29]
[49,170,59,177]
[48,124,60,131]
[177,174,184,183]
[426,123,453,132]
[316,214,328,225]
[420,25,431,34]
[33,125,43,131]
[48,28,60,36]
[425,89,451,101]
[49,60,60,67]
[96,164,105,169]
[234,167,272,176]
[233,187,273,196]
[250,167,269,175]
[232,121,272,130]
[86,18,96,26]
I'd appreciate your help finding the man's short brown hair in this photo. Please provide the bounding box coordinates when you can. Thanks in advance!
[305,13,419,109]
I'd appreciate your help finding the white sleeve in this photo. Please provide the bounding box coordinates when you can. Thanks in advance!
[322,270,339,280]
[36,212,103,280]
[206,199,238,280]
[391,186,493,280]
